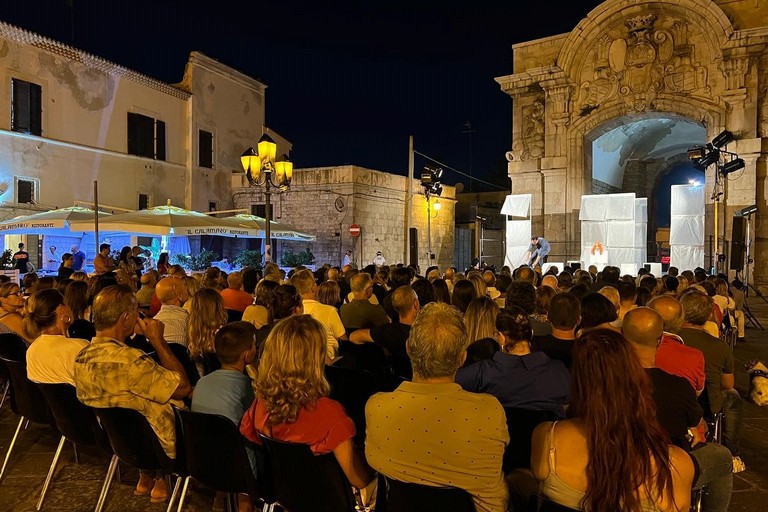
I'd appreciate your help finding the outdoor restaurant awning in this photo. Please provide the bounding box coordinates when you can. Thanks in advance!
[224,214,316,241]
[0,206,112,236]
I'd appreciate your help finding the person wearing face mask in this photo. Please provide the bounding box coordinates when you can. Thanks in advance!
[24,289,89,386]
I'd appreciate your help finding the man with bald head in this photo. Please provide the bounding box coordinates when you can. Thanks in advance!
[623,308,734,511]
[153,277,189,346]
[541,274,558,290]
[649,295,705,395]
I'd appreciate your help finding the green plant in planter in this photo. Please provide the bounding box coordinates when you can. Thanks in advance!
[0,249,12,269]
[233,250,263,269]
[280,247,315,267]
[172,250,219,271]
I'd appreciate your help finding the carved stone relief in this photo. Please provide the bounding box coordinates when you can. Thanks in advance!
[759,55,768,138]
[574,14,715,115]
[507,100,545,162]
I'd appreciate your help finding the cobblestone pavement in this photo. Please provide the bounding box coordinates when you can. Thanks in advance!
[0,301,766,511]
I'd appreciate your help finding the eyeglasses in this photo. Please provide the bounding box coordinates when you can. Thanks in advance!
[7,291,23,297]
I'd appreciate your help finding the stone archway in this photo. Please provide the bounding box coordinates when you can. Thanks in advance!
[497,0,767,282]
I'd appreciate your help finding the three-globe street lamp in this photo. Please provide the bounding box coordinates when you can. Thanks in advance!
[241,134,293,263]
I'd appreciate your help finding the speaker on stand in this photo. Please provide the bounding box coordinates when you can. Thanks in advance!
[730,215,745,271]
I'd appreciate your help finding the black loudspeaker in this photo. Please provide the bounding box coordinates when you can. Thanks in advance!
[409,227,418,267]
[730,216,745,271]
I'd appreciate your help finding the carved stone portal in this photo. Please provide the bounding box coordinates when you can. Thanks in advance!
[575,14,712,115]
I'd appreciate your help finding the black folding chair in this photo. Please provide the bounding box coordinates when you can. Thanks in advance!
[259,433,357,512]
[0,356,54,482]
[92,407,178,512]
[173,408,271,511]
[36,383,112,510]
[0,332,27,411]
[325,365,378,445]
[381,475,475,512]
[503,408,559,472]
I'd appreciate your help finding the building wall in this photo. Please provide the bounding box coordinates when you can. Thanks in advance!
[496,0,768,286]
[232,165,455,270]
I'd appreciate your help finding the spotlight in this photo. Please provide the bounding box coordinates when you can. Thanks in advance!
[720,158,745,176]
[688,179,700,186]
[712,130,735,149]
[687,146,706,160]
[699,148,720,168]
[737,205,758,216]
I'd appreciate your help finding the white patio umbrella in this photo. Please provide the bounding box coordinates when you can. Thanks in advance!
[0,206,112,236]
[68,203,254,237]
[225,214,316,241]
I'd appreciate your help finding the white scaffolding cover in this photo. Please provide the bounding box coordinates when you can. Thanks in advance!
[580,194,646,270]
[503,194,532,267]
[669,185,704,271]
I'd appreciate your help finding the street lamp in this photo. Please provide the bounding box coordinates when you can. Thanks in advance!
[241,134,293,263]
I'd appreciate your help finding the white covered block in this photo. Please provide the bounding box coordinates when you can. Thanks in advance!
[579,195,608,221]
[620,263,639,276]
[670,245,705,272]
[581,221,608,246]
[607,193,637,220]
[670,215,704,245]
[607,221,637,248]
[671,185,705,216]
[505,245,531,268]
[635,198,648,223]
[643,262,662,276]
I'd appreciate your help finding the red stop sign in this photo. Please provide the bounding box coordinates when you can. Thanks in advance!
[350,224,361,237]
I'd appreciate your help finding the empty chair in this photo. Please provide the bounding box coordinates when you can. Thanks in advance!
[503,408,559,472]
[91,407,177,512]
[382,475,474,512]
[259,433,356,512]
[35,383,111,510]
[174,408,269,511]
[0,356,54,482]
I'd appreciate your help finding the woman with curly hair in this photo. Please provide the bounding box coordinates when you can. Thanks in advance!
[531,328,694,511]
[187,288,228,373]
[240,315,372,490]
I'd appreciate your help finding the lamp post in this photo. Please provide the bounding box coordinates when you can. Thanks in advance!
[421,165,443,269]
[241,134,293,263]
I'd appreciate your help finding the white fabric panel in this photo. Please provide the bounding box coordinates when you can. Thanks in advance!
[607,221,637,247]
[635,198,648,223]
[670,245,704,272]
[505,245,530,268]
[607,193,637,220]
[500,194,531,218]
[608,247,635,267]
[670,216,704,245]
[506,220,531,247]
[579,195,608,221]
[581,222,607,246]
[671,185,705,216]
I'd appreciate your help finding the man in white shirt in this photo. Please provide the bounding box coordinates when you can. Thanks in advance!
[291,269,347,359]
[152,277,189,346]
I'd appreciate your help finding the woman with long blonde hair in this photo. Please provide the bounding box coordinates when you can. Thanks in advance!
[182,275,201,313]
[187,288,227,364]
[240,315,372,490]
[463,296,500,366]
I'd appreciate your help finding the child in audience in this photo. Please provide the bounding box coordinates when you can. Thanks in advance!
[191,321,258,512]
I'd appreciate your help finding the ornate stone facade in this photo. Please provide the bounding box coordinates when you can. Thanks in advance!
[497,0,768,287]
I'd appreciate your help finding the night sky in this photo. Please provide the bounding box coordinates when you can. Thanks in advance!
[1,0,603,190]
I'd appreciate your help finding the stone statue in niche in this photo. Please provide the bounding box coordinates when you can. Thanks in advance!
[575,14,711,115]
[509,100,545,161]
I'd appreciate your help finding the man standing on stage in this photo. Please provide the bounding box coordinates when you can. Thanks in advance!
[525,236,550,267]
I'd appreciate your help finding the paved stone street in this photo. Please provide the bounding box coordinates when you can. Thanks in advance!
[0,300,767,511]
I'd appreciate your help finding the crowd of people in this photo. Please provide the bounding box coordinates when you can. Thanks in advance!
[0,247,751,511]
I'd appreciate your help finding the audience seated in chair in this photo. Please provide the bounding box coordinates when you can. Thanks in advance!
[366,302,509,512]
[74,284,193,502]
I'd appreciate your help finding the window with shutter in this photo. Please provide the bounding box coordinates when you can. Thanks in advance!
[11,79,42,136]
[128,113,166,160]
[251,204,273,218]
[138,193,150,210]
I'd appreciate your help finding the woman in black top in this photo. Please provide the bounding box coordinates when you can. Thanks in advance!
[57,253,75,280]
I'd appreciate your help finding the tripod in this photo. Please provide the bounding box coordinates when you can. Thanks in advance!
[741,211,764,330]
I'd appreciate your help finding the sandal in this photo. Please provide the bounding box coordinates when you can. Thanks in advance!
[133,473,154,496]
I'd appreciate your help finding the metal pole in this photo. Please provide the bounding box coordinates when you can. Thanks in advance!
[406,136,414,265]
[427,194,432,269]
[93,181,99,259]
[264,181,272,263]
[745,215,752,289]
